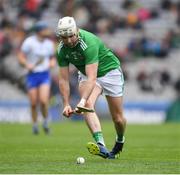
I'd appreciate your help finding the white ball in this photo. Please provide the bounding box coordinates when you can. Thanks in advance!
[76,157,85,164]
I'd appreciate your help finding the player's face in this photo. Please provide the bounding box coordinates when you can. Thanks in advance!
[60,34,78,47]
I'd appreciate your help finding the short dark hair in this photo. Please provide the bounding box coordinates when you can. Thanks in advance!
[34,21,48,32]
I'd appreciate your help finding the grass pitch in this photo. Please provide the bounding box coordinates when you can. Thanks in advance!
[0,121,179,174]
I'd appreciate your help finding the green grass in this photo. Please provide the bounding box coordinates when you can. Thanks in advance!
[0,121,180,174]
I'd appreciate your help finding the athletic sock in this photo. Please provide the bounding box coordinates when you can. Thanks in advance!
[43,119,48,129]
[33,123,38,129]
[32,123,39,133]
[93,131,105,146]
[116,135,125,143]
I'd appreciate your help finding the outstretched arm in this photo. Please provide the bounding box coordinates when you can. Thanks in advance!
[77,63,98,107]
[59,66,73,117]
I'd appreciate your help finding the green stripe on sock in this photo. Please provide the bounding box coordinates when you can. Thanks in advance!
[93,131,105,146]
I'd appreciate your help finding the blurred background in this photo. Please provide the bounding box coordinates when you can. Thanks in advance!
[0,0,180,124]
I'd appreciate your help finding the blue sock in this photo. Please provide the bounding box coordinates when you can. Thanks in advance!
[43,119,48,128]
[32,123,39,133]
[33,123,38,129]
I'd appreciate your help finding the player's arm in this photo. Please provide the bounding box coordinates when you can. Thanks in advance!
[56,49,71,107]
[59,66,73,117]
[56,47,73,116]
[59,66,70,106]
[77,63,98,107]
[77,43,99,107]
[17,38,34,71]
[17,50,27,67]
[17,50,34,71]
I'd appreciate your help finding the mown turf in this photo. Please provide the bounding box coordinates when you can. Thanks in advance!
[0,121,179,174]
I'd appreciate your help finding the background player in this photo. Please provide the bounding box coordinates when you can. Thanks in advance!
[56,16,126,159]
[17,21,56,134]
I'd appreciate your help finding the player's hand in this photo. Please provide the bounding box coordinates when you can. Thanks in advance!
[62,105,73,118]
[26,64,35,72]
[77,98,86,108]
[75,98,86,114]
[74,107,84,114]
[49,58,56,68]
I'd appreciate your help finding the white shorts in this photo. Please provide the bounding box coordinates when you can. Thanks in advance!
[78,68,124,97]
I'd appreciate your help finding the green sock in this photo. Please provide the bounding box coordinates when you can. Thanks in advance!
[93,131,105,146]
[116,134,125,143]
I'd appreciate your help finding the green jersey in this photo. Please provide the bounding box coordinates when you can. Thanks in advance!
[56,29,120,77]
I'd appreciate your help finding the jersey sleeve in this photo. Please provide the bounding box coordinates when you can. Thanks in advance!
[21,38,31,54]
[56,49,69,67]
[83,45,99,65]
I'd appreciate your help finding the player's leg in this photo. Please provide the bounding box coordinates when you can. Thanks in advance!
[28,88,39,134]
[97,68,126,158]
[79,83,103,142]
[106,96,126,158]
[79,83,109,158]
[39,84,50,134]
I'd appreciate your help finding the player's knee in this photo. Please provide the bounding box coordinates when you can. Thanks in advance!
[31,103,37,109]
[40,101,48,107]
[113,113,125,125]
[29,97,38,108]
